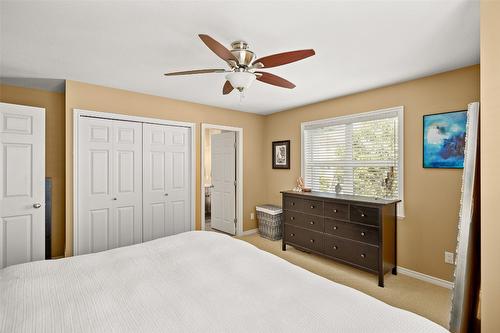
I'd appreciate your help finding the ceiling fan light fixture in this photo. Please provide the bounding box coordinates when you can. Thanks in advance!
[225,71,256,92]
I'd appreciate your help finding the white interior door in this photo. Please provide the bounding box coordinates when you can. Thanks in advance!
[211,132,236,235]
[143,124,191,241]
[0,102,45,268]
[77,117,142,255]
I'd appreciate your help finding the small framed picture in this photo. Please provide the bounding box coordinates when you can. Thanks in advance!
[423,110,467,169]
[272,140,290,169]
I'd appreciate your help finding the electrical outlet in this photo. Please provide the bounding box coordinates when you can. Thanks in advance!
[445,251,455,264]
[250,213,255,220]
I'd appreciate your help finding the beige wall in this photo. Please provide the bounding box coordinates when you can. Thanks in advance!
[0,84,66,257]
[480,1,500,331]
[1,65,480,283]
[64,80,265,256]
[264,65,480,281]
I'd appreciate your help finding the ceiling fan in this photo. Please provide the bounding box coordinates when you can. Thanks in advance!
[164,34,315,95]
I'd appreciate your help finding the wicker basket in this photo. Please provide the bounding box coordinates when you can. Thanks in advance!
[256,205,283,240]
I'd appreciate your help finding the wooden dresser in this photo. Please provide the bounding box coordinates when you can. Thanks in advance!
[281,191,400,287]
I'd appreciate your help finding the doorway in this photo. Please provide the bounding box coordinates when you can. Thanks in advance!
[201,124,243,236]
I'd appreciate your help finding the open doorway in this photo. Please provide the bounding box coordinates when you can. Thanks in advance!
[201,124,243,236]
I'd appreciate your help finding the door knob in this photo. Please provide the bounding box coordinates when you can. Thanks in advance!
[33,203,42,209]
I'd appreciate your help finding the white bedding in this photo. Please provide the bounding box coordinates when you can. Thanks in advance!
[1,231,447,333]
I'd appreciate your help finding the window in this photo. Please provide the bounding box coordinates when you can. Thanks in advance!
[301,106,404,217]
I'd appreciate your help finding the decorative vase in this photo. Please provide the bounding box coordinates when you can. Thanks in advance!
[335,183,342,194]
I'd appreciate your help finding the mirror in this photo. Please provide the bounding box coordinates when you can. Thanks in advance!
[449,102,480,332]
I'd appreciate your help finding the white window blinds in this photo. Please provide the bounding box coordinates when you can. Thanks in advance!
[302,107,404,216]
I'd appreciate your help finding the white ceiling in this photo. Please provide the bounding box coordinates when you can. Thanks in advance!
[0,0,479,115]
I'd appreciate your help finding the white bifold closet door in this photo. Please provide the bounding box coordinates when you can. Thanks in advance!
[0,102,45,268]
[143,124,191,241]
[77,117,143,255]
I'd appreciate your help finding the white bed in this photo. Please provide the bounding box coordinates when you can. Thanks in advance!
[1,231,447,332]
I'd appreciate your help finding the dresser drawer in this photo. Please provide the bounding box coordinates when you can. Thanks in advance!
[301,214,324,232]
[284,210,304,226]
[350,205,380,226]
[284,224,324,253]
[324,234,379,271]
[284,196,304,211]
[301,199,323,216]
[324,201,349,220]
[324,219,379,245]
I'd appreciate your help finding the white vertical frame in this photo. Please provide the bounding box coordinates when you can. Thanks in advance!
[200,123,243,236]
[300,106,405,218]
[73,109,196,255]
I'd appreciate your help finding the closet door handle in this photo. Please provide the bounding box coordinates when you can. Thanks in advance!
[164,193,169,196]
[112,198,117,201]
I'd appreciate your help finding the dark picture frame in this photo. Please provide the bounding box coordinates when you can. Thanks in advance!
[423,109,467,169]
[272,140,290,169]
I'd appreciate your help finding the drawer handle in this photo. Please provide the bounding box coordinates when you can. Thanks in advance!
[309,221,315,225]
[333,245,338,250]
[361,213,366,217]
[360,232,365,236]
[291,202,295,206]
[333,226,338,230]
[290,233,295,237]
[333,209,338,213]
[290,216,295,221]
[310,239,315,243]
[310,205,315,209]
[361,253,366,259]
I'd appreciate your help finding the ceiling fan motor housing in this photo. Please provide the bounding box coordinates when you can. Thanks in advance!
[230,41,255,67]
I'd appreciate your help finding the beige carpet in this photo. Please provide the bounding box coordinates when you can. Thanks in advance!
[238,233,451,329]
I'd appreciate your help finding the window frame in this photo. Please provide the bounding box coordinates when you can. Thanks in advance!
[301,106,405,218]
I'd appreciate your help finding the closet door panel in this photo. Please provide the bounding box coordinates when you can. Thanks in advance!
[77,118,142,255]
[78,117,114,255]
[112,120,143,248]
[143,124,190,241]
[165,127,190,234]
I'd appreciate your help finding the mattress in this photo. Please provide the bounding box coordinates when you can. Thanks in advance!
[0,231,448,332]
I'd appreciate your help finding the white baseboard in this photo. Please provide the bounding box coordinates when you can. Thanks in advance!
[241,228,258,236]
[397,266,454,289]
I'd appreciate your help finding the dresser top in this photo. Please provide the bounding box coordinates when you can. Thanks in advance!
[281,190,401,205]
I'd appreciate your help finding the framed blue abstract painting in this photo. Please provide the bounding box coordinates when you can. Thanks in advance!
[423,110,467,168]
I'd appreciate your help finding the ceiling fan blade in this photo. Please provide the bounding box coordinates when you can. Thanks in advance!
[223,80,234,95]
[255,72,296,89]
[252,49,315,68]
[164,69,227,76]
[199,34,238,63]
